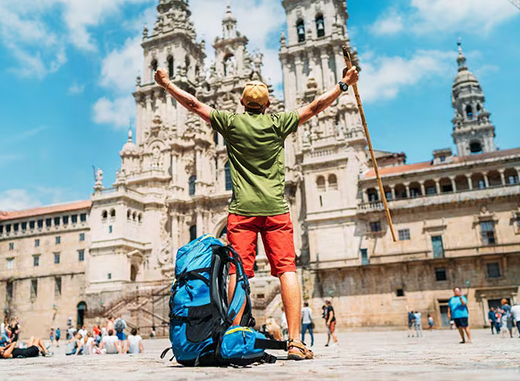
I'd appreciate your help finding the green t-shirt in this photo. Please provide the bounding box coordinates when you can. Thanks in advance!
[210,109,299,216]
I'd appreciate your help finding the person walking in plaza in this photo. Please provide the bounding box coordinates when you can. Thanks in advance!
[499,299,513,338]
[511,302,520,338]
[154,60,359,360]
[448,287,471,344]
[414,311,423,337]
[301,302,314,347]
[49,328,54,346]
[322,305,332,346]
[55,327,61,347]
[325,300,339,347]
[281,307,288,340]
[407,311,415,337]
[427,314,434,332]
[488,307,497,334]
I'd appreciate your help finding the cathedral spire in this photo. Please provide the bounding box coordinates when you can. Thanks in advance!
[457,40,467,72]
[222,4,238,39]
[451,40,496,156]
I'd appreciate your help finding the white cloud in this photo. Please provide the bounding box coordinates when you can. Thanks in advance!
[359,50,454,103]
[100,36,143,93]
[93,96,135,128]
[0,0,153,79]
[370,11,404,36]
[370,0,518,36]
[0,189,43,211]
[68,82,85,95]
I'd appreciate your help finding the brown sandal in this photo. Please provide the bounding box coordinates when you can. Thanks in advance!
[287,339,314,360]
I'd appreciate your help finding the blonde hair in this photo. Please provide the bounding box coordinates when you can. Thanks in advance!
[501,298,508,305]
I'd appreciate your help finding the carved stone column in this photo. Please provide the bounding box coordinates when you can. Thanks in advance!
[466,174,473,190]
[450,176,457,192]
[499,169,506,186]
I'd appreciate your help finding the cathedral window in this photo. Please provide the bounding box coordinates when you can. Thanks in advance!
[476,103,481,116]
[398,229,411,241]
[151,59,158,80]
[138,213,142,222]
[504,168,519,184]
[367,188,378,202]
[316,14,325,38]
[214,131,219,146]
[296,19,305,42]
[480,221,496,245]
[167,56,174,78]
[102,210,108,220]
[469,141,483,154]
[328,174,338,190]
[185,56,190,73]
[80,213,87,222]
[110,209,116,218]
[369,221,382,233]
[127,210,131,219]
[132,212,137,221]
[189,175,196,196]
[225,162,233,191]
[316,176,326,192]
[189,225,197,241]
[465,104,473,120]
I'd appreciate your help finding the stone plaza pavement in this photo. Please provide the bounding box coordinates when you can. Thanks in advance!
[1,329,519,381]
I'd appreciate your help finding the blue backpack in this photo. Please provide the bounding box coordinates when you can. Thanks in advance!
[161,234,286,366]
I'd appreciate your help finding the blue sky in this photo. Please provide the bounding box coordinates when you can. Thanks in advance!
[0,0,519,210]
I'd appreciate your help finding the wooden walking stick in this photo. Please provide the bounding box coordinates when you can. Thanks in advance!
[342,44,397,242]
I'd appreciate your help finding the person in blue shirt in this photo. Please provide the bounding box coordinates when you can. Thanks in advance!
[488,307,497,334]
[448,286,471,343]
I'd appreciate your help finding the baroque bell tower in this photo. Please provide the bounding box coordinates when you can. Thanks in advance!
[451,42,496,156]
[279,0,368,275]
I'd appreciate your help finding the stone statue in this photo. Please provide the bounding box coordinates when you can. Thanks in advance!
[95,168,103,185]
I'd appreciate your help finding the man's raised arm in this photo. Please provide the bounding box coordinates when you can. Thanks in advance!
[154,69,213,124]
[297,66,359,126]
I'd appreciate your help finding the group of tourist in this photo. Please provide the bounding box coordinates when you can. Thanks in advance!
[407,311,435,337]
[0,315,144,359]
[63,316,144,355]
[487,300,520,338]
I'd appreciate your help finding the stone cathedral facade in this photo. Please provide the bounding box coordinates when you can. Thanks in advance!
[1,0,519,337]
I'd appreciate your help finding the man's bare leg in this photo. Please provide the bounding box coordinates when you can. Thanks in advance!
[464,327,472,343]
[279,272,303,350]
[457,327,466,343]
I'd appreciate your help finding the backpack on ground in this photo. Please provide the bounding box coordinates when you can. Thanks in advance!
[161,234,286,366]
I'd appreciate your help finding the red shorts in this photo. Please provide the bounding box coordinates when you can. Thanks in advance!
[227,213,296,278]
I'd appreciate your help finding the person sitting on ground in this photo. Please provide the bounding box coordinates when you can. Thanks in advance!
[0,318,10,346]
[0,336,51,358]
[84,332,100,355]
[125,328,144,354]
[154,60,358,360]
[99,329,121,354]
[65,332,84,356]
[8,319,21,343]
[78,325,87,339]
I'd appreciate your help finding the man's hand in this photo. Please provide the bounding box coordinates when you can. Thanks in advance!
[154,68,170,88]
[342,66,359,86]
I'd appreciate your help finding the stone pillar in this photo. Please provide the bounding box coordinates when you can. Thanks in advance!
[404,183,410,198]
[420,182,426,196]
[294,55,303,97]
[376,188,381,202]
[499,169,506,186]
[450,176,457,192]
[334,46,345,85]
[391,186,396,201]
[435,179,441,195]
[484,173,489,188]
[320,52,330,89]
[171,213,179,250]
[195,148,202,180]
[196,209,203,235]
[466,175,473,190]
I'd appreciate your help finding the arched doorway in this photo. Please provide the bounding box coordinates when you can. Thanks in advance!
[77,302,87,328]
[130,264,138,282]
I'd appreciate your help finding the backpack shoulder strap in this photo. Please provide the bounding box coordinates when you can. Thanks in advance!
[226,246,255,327]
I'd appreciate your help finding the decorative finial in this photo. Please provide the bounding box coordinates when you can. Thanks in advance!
[143,23,148,39]
[127,125,133,142]
[457,38,467,72]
